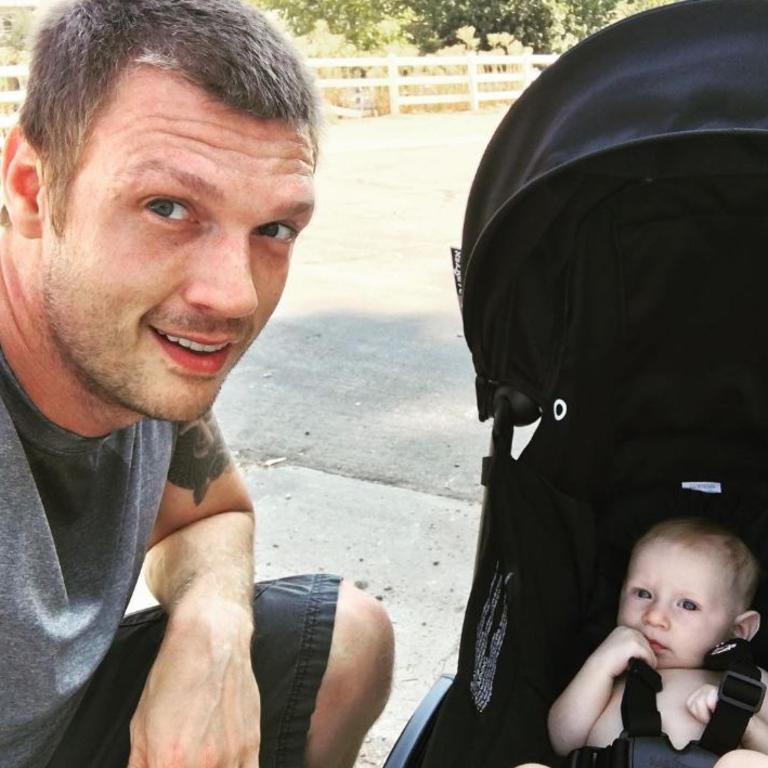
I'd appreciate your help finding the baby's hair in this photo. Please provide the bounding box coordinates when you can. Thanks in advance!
[632,517,761,610]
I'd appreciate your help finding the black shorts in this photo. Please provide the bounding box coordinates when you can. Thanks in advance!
[47,573,341,768]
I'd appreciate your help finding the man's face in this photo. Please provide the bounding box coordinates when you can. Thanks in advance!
[617,538,738,669]
[39,67,314,423]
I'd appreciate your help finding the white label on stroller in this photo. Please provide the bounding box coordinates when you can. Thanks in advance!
[553,399,567,421]
[681,481,722,494]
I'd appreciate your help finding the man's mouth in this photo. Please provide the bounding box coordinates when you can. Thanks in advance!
[152,328,233,375]
[648,639,667,653]
[156,331,229,353]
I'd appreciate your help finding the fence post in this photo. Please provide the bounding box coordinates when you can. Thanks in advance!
[387,55,400,115]
[467,52,479,111]
[522,53,535,91]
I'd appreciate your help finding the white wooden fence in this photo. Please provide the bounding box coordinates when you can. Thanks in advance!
[306,53,557,116]
[0,53,557,128]
[0,64,26,129]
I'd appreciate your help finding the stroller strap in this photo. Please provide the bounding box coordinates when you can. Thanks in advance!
[698,639,765,755]
[621,658,662,737]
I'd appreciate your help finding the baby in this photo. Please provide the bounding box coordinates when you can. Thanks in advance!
[548,517,768,764]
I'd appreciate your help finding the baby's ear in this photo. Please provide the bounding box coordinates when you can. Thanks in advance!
[733,610,761,641]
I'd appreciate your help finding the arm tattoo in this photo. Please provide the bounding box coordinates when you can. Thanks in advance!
[168,411,232,505]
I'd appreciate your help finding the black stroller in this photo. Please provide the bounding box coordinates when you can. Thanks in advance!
[384,1,768,766]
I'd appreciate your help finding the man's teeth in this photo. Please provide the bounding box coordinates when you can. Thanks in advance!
[160,332,228,353]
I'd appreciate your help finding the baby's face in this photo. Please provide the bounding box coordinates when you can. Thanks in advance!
[617,538,738,669]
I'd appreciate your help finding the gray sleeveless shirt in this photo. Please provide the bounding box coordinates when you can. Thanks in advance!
[0,351,175,767]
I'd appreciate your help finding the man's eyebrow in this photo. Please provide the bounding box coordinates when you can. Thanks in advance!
[117,161,314,219]
[118,161,224,202]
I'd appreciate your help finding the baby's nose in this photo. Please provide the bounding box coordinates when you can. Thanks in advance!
[643,605,669,628]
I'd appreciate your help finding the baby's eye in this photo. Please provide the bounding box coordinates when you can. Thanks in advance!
[680,599,699,611]
[634,588,652,599]
[147,198,189,221]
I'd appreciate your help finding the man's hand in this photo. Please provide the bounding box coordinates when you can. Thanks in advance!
[127,601,260,768]
[587,626,658,679]
[686,684,718,725]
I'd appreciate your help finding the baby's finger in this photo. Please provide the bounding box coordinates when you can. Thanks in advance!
[706,686,719,712]
[631,635,658,668]
[686,687,714,724]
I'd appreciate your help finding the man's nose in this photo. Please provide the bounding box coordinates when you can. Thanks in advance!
[181,233,260,319]
[642,604,669,629]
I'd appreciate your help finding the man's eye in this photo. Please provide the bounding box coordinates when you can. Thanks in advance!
[635,588,652,599]
[257,222,296,241]
[680,599,699,611]
[148,199,188,221]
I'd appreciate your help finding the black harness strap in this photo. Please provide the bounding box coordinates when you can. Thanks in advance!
[698,639,766,756]
[621,658,662,737]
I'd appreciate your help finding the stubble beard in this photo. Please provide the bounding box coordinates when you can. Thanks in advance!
[41,252,225,425]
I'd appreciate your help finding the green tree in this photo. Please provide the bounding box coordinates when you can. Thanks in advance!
[612,0,679,21]
[403,0,559,52]
[556,0,619,40]
[249,0,412,50]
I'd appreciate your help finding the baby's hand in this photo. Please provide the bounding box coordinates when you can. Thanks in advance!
[686,684,718,724]
[589,626,657,679]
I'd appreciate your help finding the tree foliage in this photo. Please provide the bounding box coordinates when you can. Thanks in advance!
[612,0,676,21]
[249,0,683,55]
[248,0,413,50]
[403,0,558,52]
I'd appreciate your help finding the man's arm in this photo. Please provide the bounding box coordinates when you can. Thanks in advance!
[127,411,261,768]
[145,410,254,608]
[548,626,657,755]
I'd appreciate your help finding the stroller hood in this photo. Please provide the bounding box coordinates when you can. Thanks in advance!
[462,0,768,417]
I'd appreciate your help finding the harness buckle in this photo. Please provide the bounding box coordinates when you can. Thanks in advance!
[718,671,766,714]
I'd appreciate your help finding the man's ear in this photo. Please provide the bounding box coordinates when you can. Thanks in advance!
[733,610,761,641]
[2,125,44,238]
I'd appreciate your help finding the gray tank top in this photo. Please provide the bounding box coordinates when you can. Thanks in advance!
[0,351,175,767]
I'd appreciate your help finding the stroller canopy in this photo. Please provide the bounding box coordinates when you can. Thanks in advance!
[461,0,768,498]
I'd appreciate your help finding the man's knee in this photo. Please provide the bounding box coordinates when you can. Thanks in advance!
[306,581,394,767]
[327,579,395,713]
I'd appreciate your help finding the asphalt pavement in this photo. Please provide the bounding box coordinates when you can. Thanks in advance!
[128,107,539,766]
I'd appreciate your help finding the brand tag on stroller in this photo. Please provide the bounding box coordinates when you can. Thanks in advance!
[451,247,463,309]
[681,481,722,494]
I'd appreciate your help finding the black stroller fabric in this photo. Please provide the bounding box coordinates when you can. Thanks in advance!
[422,1,768,766]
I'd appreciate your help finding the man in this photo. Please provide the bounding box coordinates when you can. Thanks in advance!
[0,0,394,766]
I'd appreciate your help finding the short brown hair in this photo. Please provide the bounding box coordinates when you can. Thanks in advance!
[631,517,761,610]
[15,0,321,233]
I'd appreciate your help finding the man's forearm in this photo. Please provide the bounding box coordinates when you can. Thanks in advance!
[145,509,255,623]
[129,510,262,766]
